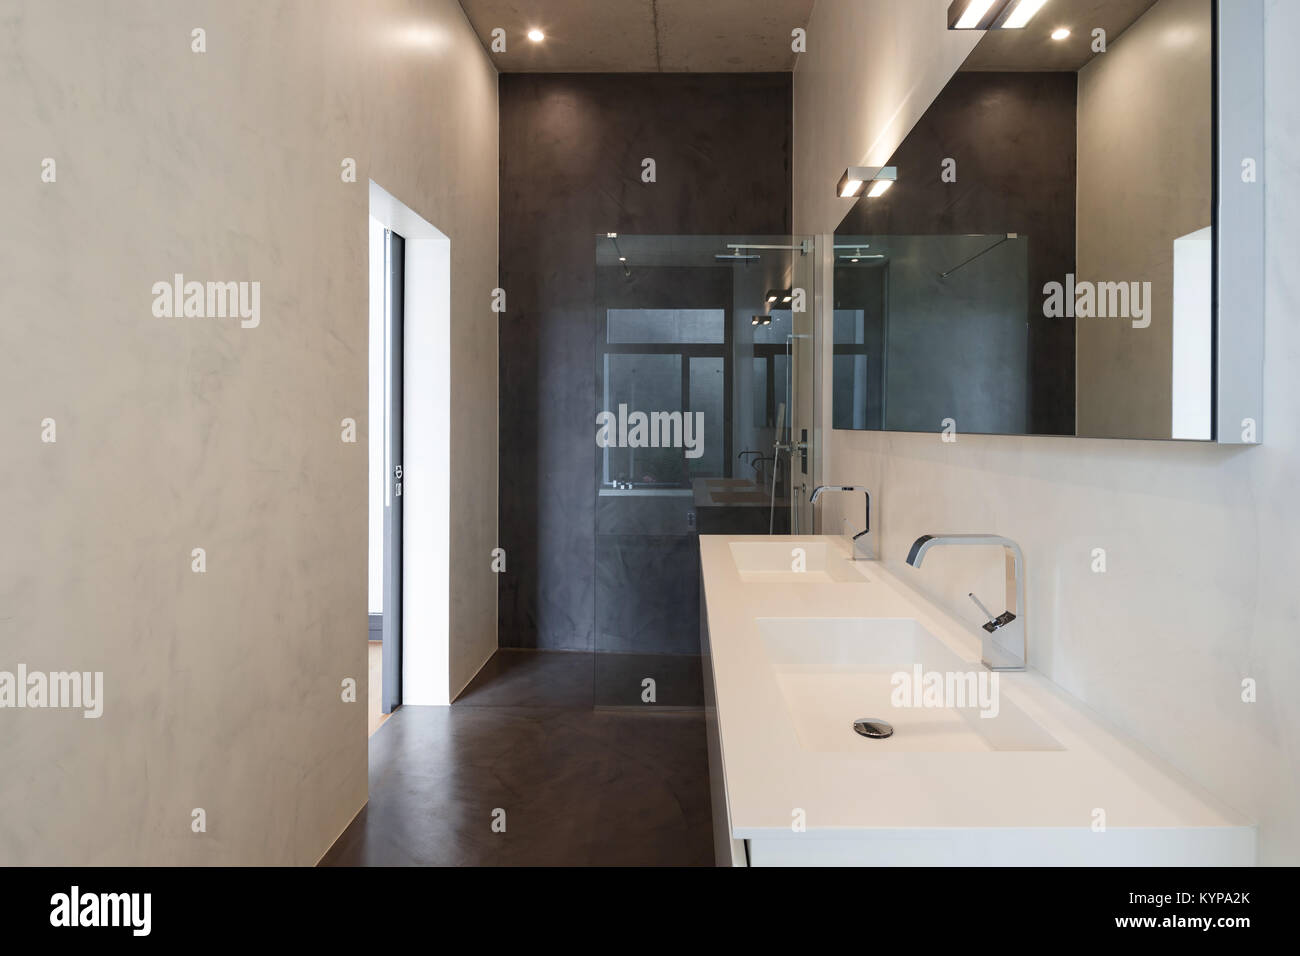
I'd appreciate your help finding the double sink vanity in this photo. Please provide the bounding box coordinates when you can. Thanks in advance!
[699,533,1256,866]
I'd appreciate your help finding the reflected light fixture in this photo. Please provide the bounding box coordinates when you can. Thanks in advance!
[751,314,772,327]
[997,0,1050,29]
[527,28,545,42]
[1051,27,1071,40]
[765,289,782,304]
[837,165,897,199]
[947,0,1048,30]
[949,0,1003,29]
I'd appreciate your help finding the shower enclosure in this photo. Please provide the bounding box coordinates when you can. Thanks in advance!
[591,235,818,709]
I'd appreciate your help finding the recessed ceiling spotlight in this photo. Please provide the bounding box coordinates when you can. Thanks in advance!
[527,28,545,42]
[1051,27,1071,40]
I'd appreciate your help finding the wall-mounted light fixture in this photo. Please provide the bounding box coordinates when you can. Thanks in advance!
[995,0,1049,29]
[527,28,545,42]
[1050,27,1070,40]
[837,166,897,199]
[947,0,1047,30]
[765,289,782,304]
[751,314,773,327]
[949,0,1003,29]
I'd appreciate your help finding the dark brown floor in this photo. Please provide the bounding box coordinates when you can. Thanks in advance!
[319,649,715,866]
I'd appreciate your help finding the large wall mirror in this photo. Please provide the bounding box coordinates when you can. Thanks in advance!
[832,0,1263,443]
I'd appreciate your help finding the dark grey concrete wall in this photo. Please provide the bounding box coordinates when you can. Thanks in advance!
[498,73,793,650]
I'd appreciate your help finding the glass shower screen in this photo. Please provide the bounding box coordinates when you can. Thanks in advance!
[592,235,818,709]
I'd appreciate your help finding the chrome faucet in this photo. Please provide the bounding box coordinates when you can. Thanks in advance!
[905,534,1025,671]
[809,485,873,559]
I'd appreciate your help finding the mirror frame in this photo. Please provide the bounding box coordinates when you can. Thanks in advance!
[1216,0,1265,445]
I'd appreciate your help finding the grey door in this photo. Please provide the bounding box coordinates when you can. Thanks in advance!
[382,228,405,713]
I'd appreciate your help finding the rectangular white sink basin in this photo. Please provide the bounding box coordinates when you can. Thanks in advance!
[729,540,869,584]
[757,618,1063,753]
[699,536,1255,866]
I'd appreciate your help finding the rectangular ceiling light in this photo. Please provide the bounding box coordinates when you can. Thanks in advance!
[993,0,1049,29]
[947,0,1010,30]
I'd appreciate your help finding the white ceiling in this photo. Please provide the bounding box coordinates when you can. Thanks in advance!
[458,0,816,72]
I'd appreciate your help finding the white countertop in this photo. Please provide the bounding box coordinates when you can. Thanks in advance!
[700,534,1255,850]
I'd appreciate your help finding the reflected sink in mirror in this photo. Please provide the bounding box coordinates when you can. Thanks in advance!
[757,618,1063,753]
[728,540,870,584]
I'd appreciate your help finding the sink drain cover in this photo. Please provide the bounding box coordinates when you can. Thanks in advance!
[853,718,894,739]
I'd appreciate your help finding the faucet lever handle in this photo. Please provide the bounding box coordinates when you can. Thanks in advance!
[970,592,1017,633]
[985,611,1017,633]
[967,592,998,626]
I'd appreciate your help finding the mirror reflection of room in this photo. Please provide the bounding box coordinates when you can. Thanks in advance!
[834,0,1212,440]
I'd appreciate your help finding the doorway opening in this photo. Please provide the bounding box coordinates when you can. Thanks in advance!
[369,217,405,733]
[367,181,454,741]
